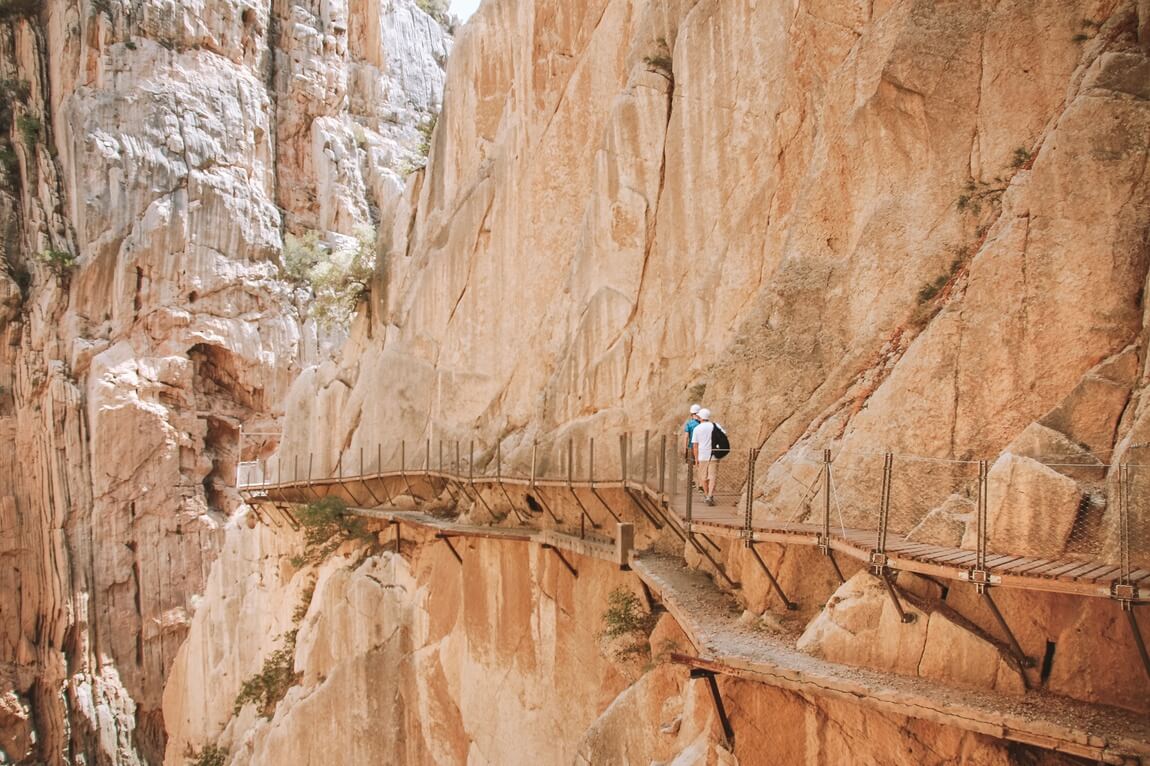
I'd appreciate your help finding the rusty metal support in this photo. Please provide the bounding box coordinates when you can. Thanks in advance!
[590,488,622,524]
[1123,602,1150,681]
[400,440,421,503]
[436,533,463,564]
[360,447,383,506]
[980,589,1033,676]
[375,444,395,505]
[306,453,315,502]
[880,572,915,624]
[688,534,738,589]
[542,543,578,577]
[496,442,529,523]
[532,488,561,524]
[745,543,797,610]
[462,440,496,518]
[826,550,846,584]
[279,504,299,530]
[623,486,664,530]
[688,669,734,749]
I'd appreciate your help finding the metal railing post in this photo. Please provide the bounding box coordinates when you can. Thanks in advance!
[426,438,431,476]
[469,440,475,488]
[872,452,893,573]
[236,427,245,487]
[685,460,694,532]
[743,448,757,542]
[294,454,299,484]
[1120,462,1132,586]
[658,435,667,498]
[530,441,538,491]
[821,448,832,550]
[619,433,628,487]
[643,430,650,491]
[589,437,595,490]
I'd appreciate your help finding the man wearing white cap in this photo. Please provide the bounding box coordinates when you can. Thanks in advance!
[691,408,718,505]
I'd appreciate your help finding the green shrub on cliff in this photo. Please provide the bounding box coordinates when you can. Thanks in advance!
[290,497,372,566]
[184,744,228,766]
[233,630,299,718]
[600,587,658,660]
[281,227,376,329]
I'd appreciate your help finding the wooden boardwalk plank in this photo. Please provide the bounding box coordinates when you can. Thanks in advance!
[1042,560,1095,578]
[928,550,978,565]
[254,475,1150,604]
[1003,558,1059,575]
[1025,559,1082,577]
[983,555,1026,569]
[1067,564,1121,583]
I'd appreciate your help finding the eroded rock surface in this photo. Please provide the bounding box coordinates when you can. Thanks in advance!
[0,0,447,760]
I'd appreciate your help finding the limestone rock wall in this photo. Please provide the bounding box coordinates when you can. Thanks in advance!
[163,518,640,764]
[0,0,447,762]
[286,0,1150,574]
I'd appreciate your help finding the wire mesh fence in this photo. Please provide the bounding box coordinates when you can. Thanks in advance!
[237,431,1150,584]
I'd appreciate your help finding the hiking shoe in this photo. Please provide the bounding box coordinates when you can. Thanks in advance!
[705,495,715,506]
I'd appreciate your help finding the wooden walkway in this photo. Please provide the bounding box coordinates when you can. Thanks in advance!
[238,469,1147,604]
[241,492,1150,764]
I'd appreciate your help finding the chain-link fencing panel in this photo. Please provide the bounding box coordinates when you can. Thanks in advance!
[826,449,886,535]
[885,455,980,549]
[752,449,826,529]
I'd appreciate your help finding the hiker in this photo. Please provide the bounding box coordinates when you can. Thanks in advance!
[682,404,702,464]
[691,408,719,505]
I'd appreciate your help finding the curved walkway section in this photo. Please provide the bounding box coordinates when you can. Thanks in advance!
[245,498,1150,764]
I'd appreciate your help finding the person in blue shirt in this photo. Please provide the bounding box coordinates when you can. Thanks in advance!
[683,403,702,469]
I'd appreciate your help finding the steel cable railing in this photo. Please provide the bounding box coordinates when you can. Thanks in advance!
[235,431,1149,590]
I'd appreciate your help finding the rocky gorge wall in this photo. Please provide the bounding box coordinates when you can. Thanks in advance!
[234,0,1150,760]
[4,0,1150,762]
[282,0,1150,566]
[0,0,448,761]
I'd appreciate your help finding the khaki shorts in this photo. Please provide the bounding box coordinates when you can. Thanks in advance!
[697,459,718,484]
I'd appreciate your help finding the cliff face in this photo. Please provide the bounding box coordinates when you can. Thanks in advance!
[286,0,1150,508]
[5,0,1150,762]
[197,0,1148,759]
[0,0,446,761]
